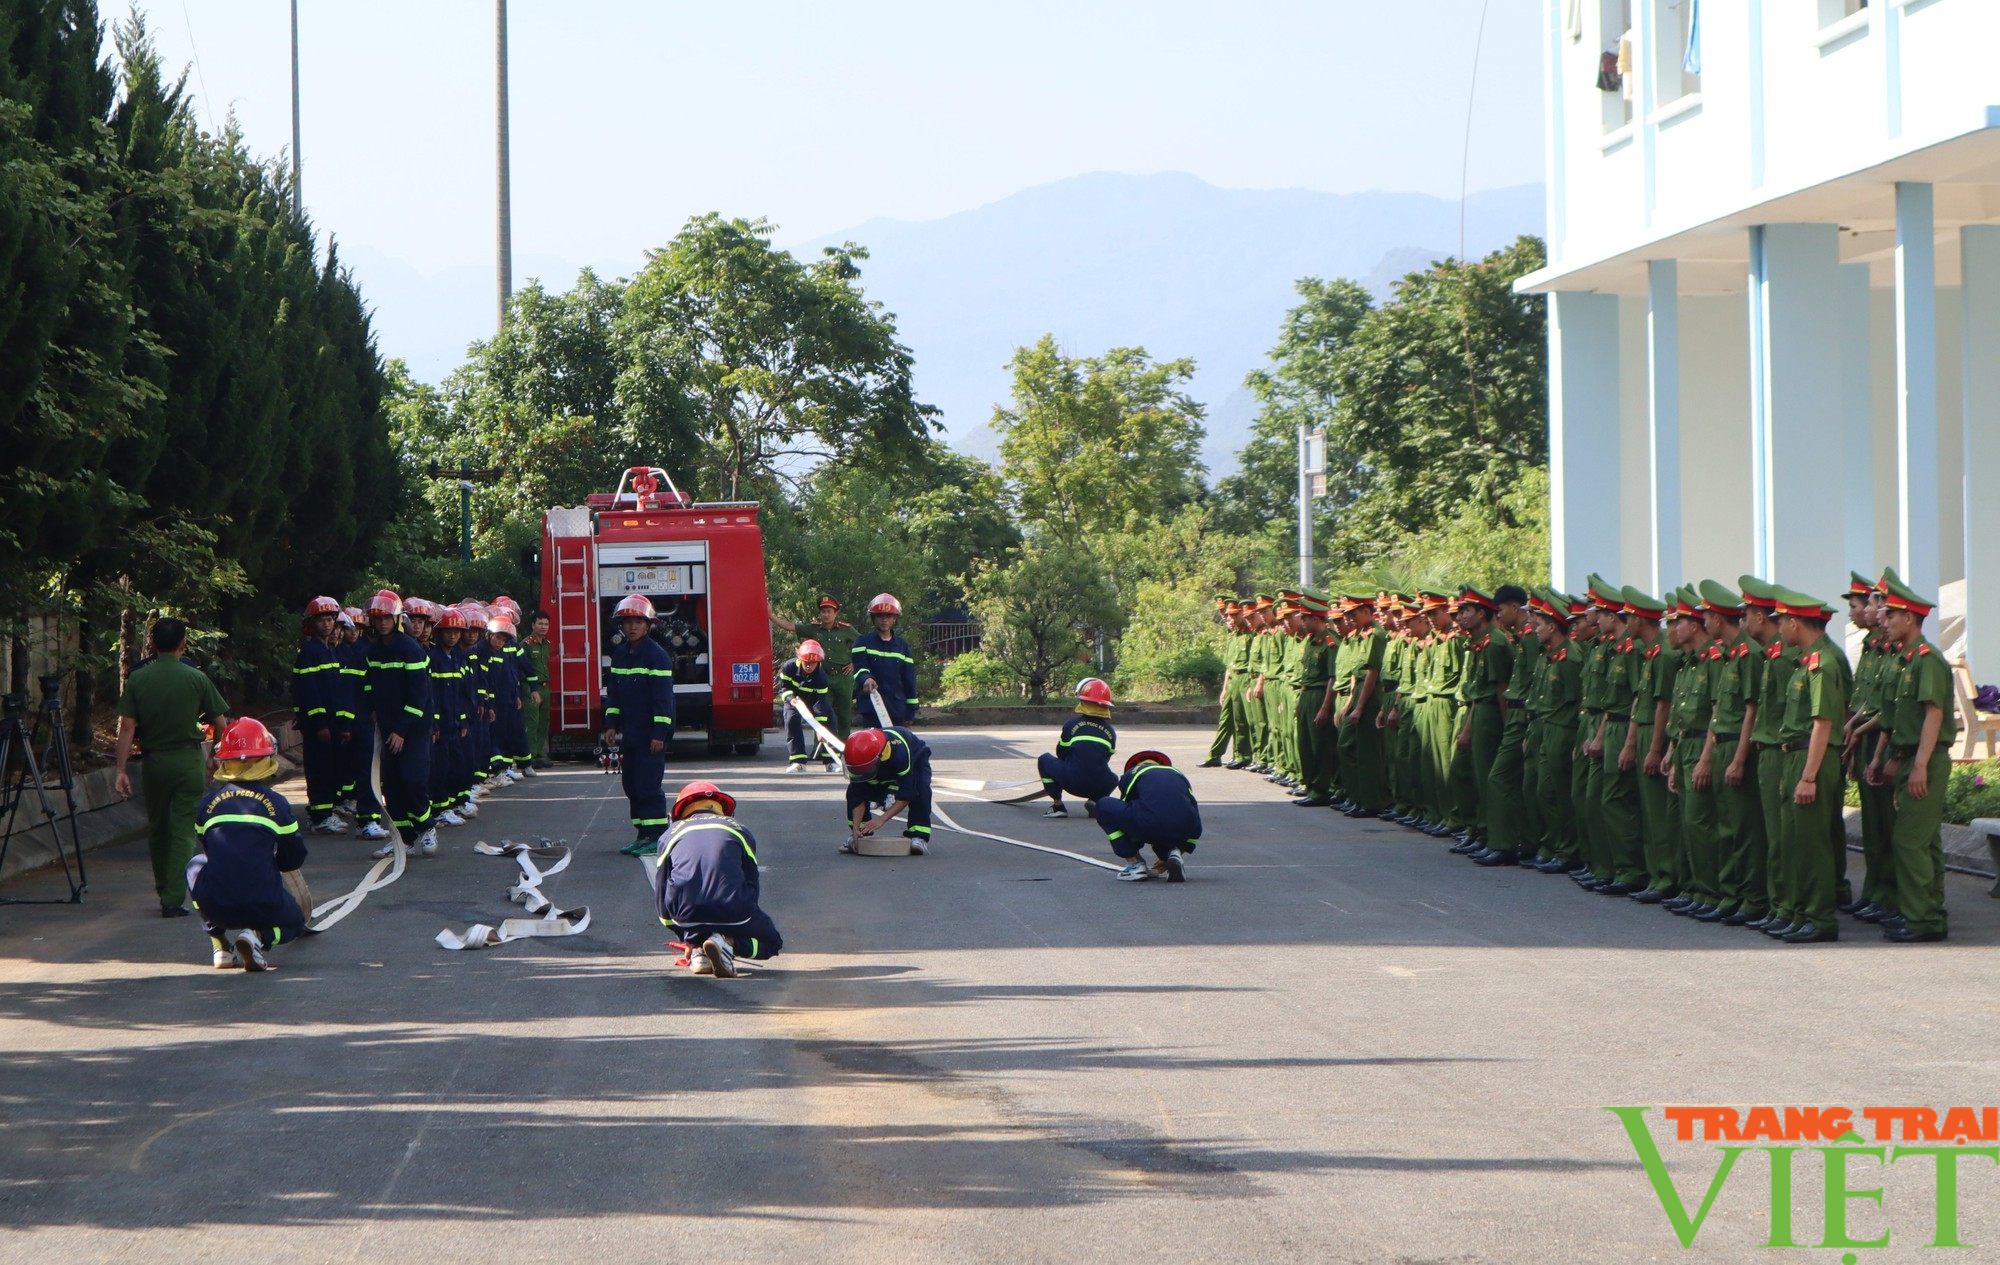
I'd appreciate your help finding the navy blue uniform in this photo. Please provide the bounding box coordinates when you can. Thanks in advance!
[845,726,933,844]
[366,628,433,842]
[186,781,308,945]
[777,657,835,765]
[428,644,471,814]
[464,635,494,789]
[651,813,781,959]
[336,639,383,824]
[851,631,919,725]
[605,635,677,835]
[1096,762,1202,862]
[1037,713,1119,806]
[498,640,540,769]
[487,642,527,772]
[292,636,345,824]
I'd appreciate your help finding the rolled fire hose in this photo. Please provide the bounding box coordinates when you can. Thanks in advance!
[435,839,592,949]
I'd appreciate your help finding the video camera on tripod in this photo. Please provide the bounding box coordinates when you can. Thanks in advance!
[0,672,87,905]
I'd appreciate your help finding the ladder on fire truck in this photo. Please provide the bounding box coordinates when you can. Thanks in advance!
[546,507,596,737]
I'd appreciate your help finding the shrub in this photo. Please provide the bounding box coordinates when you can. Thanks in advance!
[939,651,1018,702]
[1945,760,2000,825]
[1113,580,1226,700]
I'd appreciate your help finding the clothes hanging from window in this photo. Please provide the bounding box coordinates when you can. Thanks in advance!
[1597,50,1622,94]
[1683,0,1703,77]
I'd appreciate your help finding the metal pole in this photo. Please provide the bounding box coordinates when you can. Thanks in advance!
[1297,423,1313,587]
[495,0,512,329]
[289,0,301,217]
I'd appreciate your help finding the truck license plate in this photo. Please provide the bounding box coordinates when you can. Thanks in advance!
[731,662,761,684]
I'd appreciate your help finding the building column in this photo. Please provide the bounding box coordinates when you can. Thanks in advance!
[1963,226,2000,677]
[1895,182,1939,596]
[1749,224,1846,594]
[1839,264,1874,576]
[1548,291,1623,591]
[1647,261,1682,593]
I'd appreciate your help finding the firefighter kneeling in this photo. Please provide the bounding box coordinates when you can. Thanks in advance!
[1036,677,1118,818]
[842,726,933,856]
[652,781,781,977]
[186,719,310,970]
[1096,751,1202,883]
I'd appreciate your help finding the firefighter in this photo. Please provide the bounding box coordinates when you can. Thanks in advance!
[1096,750,1202,883]
[486,612,532,780]
[187,718,308,971]
[1036,678,1119,818]
[777,639,838,772]
[292,596,347,834]
[429,606,474,826]
[603,594,677,855]
[852,593,919,726]
[492,595,540,777]
[363,589,436,859]
[772,595,857,737]
[459,601,496,809]
[336,606,391,841]
[652,781,783,978]
[842,726,933,855]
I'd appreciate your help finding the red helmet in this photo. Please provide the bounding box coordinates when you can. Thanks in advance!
[436,607,467,630]
[614,594,655,620]
[488,616,517,639]
[216,717,277,762]
[671,780,737,821]
[1123,750,1172,774]
[797,639,824,662]
[342,606,364,623]
[844,727,888,773]
[305,596,341,617]
[365,589,402,618]
[492,595,521,614]
[867,593,902,617]
[334,610,355,628]
[1076,678,1112,707]
[405,598,438,623]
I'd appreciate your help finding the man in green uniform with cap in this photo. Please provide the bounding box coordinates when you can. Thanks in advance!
[1866,574,1954,941]
[1245,597,1278,774]
[1478,586,1535,863]
[1842,574,1898,920]
[1527,591,1584,871]
[114,617,231,917]
[1768,587,1849,943]
[773,596,857,736]
[1664,589,1722,917]
[1698,578,1766,925]
[1337,596,1389,818]
[1588,589,1648,894]
[1293,592,1339,806]
[1377,600,1414,821]
[1203,597,1253,768]
[1741,576,1801,932]
[1454,588,1514,864]
[1624,587,1679,902]
[1569,584,1616,885]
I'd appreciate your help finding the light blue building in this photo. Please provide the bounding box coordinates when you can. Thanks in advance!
[1518,0,2000,670]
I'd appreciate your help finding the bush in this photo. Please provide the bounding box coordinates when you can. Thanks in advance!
[1946,760,2000,825]
[939,651,1019,702]
[1113,580,1226,700]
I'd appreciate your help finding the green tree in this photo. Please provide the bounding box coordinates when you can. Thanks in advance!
[993,336,1206,553]
[970,541,1124,704]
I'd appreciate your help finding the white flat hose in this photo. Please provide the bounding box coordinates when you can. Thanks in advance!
[436,839,592,949]
[798,695,1034,792]
[306,842,406,933]
[933,794,1124,872]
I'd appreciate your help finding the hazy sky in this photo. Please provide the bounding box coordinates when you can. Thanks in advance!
[125,0,1544,275]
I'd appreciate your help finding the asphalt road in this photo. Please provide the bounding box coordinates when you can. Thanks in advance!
[4,725,1998,1264]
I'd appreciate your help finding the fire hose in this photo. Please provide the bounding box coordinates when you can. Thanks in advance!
[435,839,592,949]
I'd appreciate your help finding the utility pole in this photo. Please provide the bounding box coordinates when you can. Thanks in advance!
[495,0,512,330]
[1297,425,1318,587]
[289,0,301,217]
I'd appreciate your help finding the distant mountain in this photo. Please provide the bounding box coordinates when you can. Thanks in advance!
[792,172,1545,478]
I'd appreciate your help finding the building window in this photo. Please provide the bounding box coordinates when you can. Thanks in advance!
[1653,0,1701,106]
[1599,0,1634,133]
[1818,0,1867,26]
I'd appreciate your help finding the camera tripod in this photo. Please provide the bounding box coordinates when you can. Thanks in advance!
[0,679,87,905]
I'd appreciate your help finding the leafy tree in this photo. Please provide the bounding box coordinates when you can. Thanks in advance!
[993,336,1206,553]
[970,541,1124,704]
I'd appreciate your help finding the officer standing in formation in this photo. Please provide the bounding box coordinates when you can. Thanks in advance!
[1207,572,1958,943]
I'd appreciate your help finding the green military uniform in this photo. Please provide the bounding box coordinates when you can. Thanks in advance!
[1207,599,1253,765]
[1699,580,1766,921]
[1571,601,1614,879]
[1379,617,1411,815]
[117,655,229,909]
[1879,574,1955,938]
[1739,577,1799,927]
[1247,601,1279,770]
[1274,597,1307,783]
[521,629,552,764]
[1294,592,1338,803]
[1771,588,1850,938]
[1529,591,1583,864]
[1629,592,1682,897]
[1408,611,1446,826]
[1666,589,1721,910]
[1848,584,1898,914]
[1489,619,1541,860]
[810,617,858,738]
[1456,589,1512,849]
[1593,592,1647,891]
[1338,607,1390,813]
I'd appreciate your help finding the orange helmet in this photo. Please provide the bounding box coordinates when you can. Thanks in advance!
[844,727,888,773]
[305,596,341,617]
[1076,678,1112,707]
[797,639,824,662]
[867,593,902,617]
[216,717,277,762]
[614,594,655,621]
[671,780,737,821]
[436,606,467,630]
[1123,750,1171,774]
[365,589,402,618]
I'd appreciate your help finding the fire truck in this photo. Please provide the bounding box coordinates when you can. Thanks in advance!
[540,466,773,757]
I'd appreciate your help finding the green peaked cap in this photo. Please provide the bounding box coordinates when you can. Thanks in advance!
[1620,585,1665,616]
[1697,579,1744,613]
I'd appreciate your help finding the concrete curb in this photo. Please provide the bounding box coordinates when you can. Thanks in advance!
[915,705,1220,728]
[1843,805,1997,880]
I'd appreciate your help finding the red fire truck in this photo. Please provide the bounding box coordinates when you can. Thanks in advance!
[540,466,773,756]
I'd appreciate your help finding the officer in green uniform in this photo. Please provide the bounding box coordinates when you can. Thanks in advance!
[1526,591,1583,871]
[1487,588,1543,862]
[1203,597,1253,768]
[1740,577,1800,932]
[1453,588,1514,863]
[1842,574,1898,920]
[1338,596,1389,818]
[1378,600,1413,819]
[1569,585,1615,884]
[521,610,553,767]
[114,618,231,917]
[1624,587,1680,901]
[1413,592,1456,835]
[1698,578,1766,925]
[1866,573,1954,942]
[773,596,857,737]
[1245,597,1278,773]
[1664,588,1721,916]
[1293,591,1339,806]
[1768,587,1849,943]
[1271,592,1307,789]
[1590,589,1648,894]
